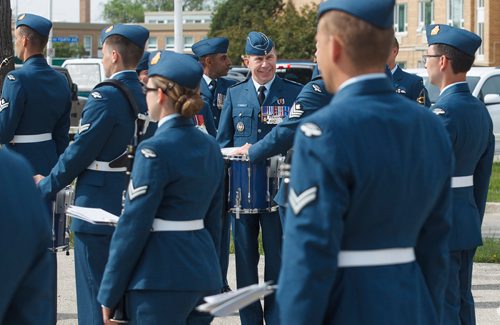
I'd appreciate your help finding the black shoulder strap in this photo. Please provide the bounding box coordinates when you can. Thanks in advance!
[95,79,140,116]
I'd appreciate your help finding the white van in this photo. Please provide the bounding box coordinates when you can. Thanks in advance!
[62,58,106,97]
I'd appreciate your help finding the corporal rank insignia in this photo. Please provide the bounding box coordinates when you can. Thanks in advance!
[128,180,148,201]
[7,74,15,81]
[289,102,304,119]
[261,105,290,124]
[91,91,103,99]
[300,123,322,137]
[289,187,318,215]
[141,148,157,158]
[0,98,9,112]
[432,107,446,115]
[78,123,90,133]
[236,121,245,133]
[312,84,322,93]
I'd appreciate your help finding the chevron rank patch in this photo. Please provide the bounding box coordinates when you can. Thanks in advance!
[432,107,446,115]
[141,148,157,158]
[7,74,15,81]
[312,84,322,93]
[128,180,148,201]
[78,123,90,134]
[289,187,318,215]
[91,91,103,99]
[0,98,9,112]
[300,123,322,137]
[289,102,304,119]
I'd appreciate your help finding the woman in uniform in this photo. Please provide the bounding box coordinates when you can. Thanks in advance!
[97,50,224,324]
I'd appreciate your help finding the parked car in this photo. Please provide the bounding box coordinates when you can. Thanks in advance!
[406,67,500,154]
[62,58,106,97]
[228,60,316,85]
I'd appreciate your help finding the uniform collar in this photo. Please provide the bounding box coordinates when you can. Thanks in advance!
[440,81,468,96]
[252,76,275,95]
[391,64,399,75]
[110,70,137,80]
[158,113,181,127]
[23,54,46,65]
[202,74,214,85]
[337,73,387,93]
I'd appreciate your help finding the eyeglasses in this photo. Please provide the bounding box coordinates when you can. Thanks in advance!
[422,54,451,64]
[143,86,166,94]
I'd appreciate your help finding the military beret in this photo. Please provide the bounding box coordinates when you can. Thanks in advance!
[136,51,150,73]
[192,37,229,57]
[245,31,274,56]
[426,24,482,57]
[100,24,150,49]
[148,51,203,89]
[318,0,395,29]
[16,13,52,38]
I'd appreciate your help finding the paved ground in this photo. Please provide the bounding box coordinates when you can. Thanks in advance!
[56,207,500,324]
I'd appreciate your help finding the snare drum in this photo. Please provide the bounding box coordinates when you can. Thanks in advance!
[222,150,282,215]
[51,185,74,252]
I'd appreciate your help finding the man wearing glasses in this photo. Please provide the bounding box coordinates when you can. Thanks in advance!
[425,24,494,325]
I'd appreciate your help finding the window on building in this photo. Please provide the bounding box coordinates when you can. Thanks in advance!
[83,35,92,57]
[157,20,165,24]
[165,36,175,49]
[477,22,484,56]
[477,0,485,58]
[478,0,485,6]
[394,3,408,33]
[148,19,157,24]
[148,37,158,51]
[447,0,464,28]
[418,0,434,32]
[184,36,194,49]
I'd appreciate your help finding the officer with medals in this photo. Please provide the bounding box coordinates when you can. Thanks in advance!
[193,37,236,131]
[35,24,150,324]
[98,51,224,324]
[387,37,431,107]
[0,150,54,324]
[425,24,494,325]
[278,1,454,324]
[233,64,332,224]
[0,13,71,176]
[216,31,302,325]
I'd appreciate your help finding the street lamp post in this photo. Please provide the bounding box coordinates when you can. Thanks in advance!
[47,0,53,65]
[174,0,184,53]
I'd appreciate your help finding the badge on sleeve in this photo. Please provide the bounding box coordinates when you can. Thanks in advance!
[141,148,157,158]
[128,180,148,201]
[7,74,16,81]
[0,98,9,112]
[91,91,103,99]
[312,84,322,93]
[289,187,318,215]
[237,121,245,133]
[78,123,90,133]
[300,123,322,137]
[289,102,304,119]
[395,88,407,94]
[432,107,446,115]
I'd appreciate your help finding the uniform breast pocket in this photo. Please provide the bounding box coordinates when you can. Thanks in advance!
[233,108,253,137]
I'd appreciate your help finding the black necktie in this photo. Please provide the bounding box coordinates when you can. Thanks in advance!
[209,79,217,95]
[258,85,266,105]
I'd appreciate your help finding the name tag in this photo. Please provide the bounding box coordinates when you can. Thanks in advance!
[261,106,290,124]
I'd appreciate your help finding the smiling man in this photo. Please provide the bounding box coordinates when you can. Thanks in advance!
[216,31,302,325]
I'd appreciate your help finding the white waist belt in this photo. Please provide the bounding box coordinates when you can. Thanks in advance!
[87,160,127,172]
[11,133,52,143]
[338,247,415,268]
[151,218,204,232]
[451,175,473,188]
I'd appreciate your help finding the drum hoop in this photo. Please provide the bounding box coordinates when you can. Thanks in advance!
[223,155,250,162]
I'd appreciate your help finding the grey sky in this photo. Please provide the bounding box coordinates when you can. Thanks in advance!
[9,0,108,23]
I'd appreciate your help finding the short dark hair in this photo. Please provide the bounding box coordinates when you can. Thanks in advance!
[104,35,144,67]
[320,11,394,71]
[17,26,48,52]
[434,43,475,73]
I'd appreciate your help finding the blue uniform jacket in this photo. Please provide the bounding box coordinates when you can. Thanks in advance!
[200,77,236,129]
[0,150,54,324]
[248,77,333,206]
[38,71,148,235]
[393,66,431,107]
[0,55,71,175]
[433,82,494,251]
[216,76,302,148]
[278,76,454,324]
[98,116,224,309]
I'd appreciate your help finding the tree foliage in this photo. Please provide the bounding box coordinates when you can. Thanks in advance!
[0,0,14,92]
[54,43,87,59]
[209,0,317,64]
